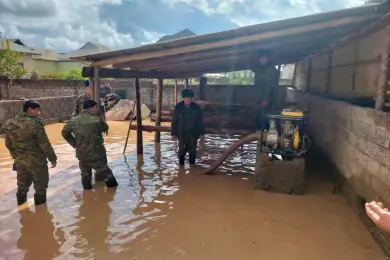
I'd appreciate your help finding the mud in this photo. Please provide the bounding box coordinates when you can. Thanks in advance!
[0,121,386,260]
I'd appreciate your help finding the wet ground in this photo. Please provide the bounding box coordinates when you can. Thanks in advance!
[0,121,387,260]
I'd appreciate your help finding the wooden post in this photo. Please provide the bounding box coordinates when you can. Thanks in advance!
[185,78,189,89]
[199,77,206,100]
[174,79,178,104]
[89,76,94,98]
[135,78,143,154]
[155,78,163,142]
[93,67,100,102]
[325,51,334,94]
[375,35,390,111]
[305,60,312,91]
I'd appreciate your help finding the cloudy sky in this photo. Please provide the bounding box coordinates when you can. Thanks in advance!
[0,0,366,52]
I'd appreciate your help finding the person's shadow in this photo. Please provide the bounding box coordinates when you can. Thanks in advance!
[17,205,65,260]
[70,187,117,259]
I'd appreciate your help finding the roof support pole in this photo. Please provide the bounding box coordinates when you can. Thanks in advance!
[199,77,207,100]
[325,50,333,93]
[174,79,178,104]
[155,78,163,142]
[291,63,297,88]
[185,78,189,89]
[375,34,390,111]
[305,59,312,91]
[93,66,100,102]
[135,78,143,154]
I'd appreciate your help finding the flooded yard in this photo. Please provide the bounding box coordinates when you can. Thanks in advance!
[0,121,386,260]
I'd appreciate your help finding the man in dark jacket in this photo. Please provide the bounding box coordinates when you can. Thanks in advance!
[171,89,205,165]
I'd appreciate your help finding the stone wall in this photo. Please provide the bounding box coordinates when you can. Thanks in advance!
[0,96,75,133]
[287,89,390,254]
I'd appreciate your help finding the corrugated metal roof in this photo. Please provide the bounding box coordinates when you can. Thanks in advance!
[0,38,39,55]
[71,2,390,74]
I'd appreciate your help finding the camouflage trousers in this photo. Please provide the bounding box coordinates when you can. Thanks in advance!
[78,160,115,183]
[15,160,49,204]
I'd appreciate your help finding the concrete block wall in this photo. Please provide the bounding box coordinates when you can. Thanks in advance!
[287,88,390,253]
[0,96,76,133]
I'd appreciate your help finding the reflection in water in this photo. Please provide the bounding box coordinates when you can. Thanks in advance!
[70,188,117,260]
[0,123,387,259]
[18,206,65,260]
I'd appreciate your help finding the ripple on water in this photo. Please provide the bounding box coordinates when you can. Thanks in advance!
[0,134,386,260]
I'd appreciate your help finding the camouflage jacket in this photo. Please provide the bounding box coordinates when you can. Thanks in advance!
[4,113,57,164]
[72,93,106,117]
[61,110,109,162]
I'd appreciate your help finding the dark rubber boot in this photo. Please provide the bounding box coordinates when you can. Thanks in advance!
[179,155,185,166]
[105,177,118,188]
[17,194,27,206]
[34,193,47,205]
[189,155,196,165]
[82,178,93,190]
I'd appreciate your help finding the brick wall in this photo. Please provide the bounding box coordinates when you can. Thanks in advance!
[287,89,390,255]
[0,96,75,133]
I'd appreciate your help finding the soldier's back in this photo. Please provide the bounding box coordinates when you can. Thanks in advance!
[5,114,44,160]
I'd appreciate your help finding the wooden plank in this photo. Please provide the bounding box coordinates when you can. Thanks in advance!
[155,78,163,142]
[135,78,143,154]
[128,124,252,135]
[82,67,201,79]
[113,25,361,69]
[92,16,373,67]
[174,79,178,104]
[375,33,390,111]
[291,63,297,87]
[310,56,381,72]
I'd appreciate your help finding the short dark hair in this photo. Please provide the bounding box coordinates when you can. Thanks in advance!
[182,89,194,98]
[83,100,98,110]
[23,100,41,112]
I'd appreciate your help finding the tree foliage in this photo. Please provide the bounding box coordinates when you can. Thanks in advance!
[0,50,27,81]
[41,69,84,80]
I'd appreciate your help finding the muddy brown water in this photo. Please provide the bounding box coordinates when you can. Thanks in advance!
[0,121,387,260]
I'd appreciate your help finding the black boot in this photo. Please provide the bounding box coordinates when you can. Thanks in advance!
[17,194,27,206]
[82,178,93,190]
[34,193,47,205]
[105,176,118,188]
[179,155,185,166]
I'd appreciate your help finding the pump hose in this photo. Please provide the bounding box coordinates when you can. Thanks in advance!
[202,132,264,175]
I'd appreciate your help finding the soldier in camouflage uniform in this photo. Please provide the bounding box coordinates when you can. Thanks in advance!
[171,89,205,166]
[72,79,106,117]
[61,100,118,190]
[4,100,57,206]
[250,51,280,131]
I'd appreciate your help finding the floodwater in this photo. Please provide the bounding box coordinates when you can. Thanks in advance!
[0,120,386,260]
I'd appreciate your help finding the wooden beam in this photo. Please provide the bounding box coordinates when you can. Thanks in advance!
[325,50,334,93]
[375,34,390,111]
[128,124,252,136]
[135,78,143,154]
[93,67,100,102]
[92,16,374,67]
[82,67,201,79]
[155,78,163,142]
[114,23,370,70]
[174,79,178,104]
